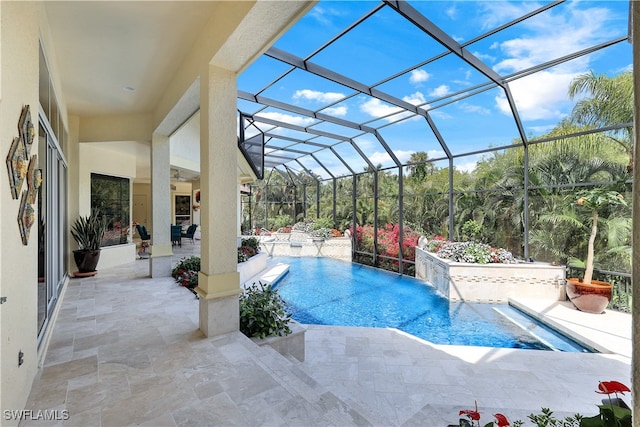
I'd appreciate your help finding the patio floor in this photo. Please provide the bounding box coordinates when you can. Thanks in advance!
[23,239,631,426]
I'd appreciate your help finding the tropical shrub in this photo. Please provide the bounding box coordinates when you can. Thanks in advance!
[172,256,200,289]
[435,241,517,264]
[239,282,292,339]
[273,215,293,230]
[238,237,260,263]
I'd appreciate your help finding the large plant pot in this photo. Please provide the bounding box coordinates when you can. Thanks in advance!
[566,277,612,314]
[73,249,101,275]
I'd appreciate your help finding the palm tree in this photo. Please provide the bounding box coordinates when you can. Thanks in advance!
[568,71,633,171]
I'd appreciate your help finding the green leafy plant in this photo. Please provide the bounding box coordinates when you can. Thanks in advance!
[239,282,292,339]
[273,215,293,230]
[527,408,582,426]
[461,219,482,241]
[171,256,200,289]
[457,381,631,427]
[311,217,333,230]
[70,209,107,250]
[241,237,260,252]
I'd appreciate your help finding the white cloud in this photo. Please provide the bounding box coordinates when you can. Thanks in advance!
[293,89,345,103]
[255,111,316,127]
[479,2,545,31]
[456,160,479,173]
[322,105,348,116]
[492,5,616,74]
[402,91,426,106]
[429,85,451,98]
[445,5,458,19]
[430,110,453,120]
[368,149,415,166]
[308,5,345,26]
[472,50,495,63]
[485,3,621,122]
[409,69,430,85]
[495,70,577,121]
[360,93,426,123]
[360,98,403,118]
[459,103,490,115]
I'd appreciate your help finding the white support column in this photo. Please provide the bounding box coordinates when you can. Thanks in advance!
[150,133,174,277]
[631,1,640,416]
[195,64,240,337]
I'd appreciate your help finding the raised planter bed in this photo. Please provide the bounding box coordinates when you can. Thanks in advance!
[237,252,268,285]
[415,247,566,302]
[250,320,306,361]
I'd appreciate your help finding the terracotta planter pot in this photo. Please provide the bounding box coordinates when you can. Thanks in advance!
[566,277,612,314]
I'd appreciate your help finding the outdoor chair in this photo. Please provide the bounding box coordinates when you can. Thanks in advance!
[136,224,151,241]
[181,224,198,244]
[171,225,182,247]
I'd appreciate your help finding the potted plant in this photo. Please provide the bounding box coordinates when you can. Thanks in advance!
[566,188,627,313]
[70,209,107,276]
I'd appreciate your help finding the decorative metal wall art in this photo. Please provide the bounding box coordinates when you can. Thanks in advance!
[19,105,35,155]
[6,136,27,199]
[26,155,40,204]
[18,190,35,245]
[6,105,38,245]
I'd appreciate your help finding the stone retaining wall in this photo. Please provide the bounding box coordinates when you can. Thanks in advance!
[415,247,566,302]
[259,232,352,261]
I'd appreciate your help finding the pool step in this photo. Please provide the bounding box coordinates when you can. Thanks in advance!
[244,262,290,289]
[260,262,289,286]
[494,306,560,351]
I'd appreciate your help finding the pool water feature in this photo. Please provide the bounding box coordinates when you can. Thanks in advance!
[271,257,590,352]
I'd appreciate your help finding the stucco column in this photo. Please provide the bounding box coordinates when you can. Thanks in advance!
[150,133,173,277]
[631,1,640,417]
[195,64,240,337]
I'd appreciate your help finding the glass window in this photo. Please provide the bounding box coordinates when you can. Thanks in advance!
[91,173,131,246]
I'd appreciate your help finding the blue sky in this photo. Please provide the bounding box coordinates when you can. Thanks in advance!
[237,1,632,178]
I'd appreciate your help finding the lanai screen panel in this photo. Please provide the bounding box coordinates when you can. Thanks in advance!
[430,86,524,155]
[237,55,293,94]
[238,0,631,173]
[407,0,550,43]
[332,141,368,173]
[376,119,446,164]
[310,5,449,86]
[271,1,381,58]
[309,147,352,178]
[507,43,633,138]
[466,1,629,77]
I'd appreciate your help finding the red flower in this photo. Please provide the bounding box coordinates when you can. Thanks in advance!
[459,409,480,421]
[596,381,630,395]
[494,413,510,427]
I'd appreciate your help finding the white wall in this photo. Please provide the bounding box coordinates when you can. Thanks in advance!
[78,143,137,268]
[0,2,44,422]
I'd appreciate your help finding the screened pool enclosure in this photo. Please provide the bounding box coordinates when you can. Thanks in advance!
[236,0,633,307]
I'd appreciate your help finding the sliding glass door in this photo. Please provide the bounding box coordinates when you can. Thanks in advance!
[37,115,68,345]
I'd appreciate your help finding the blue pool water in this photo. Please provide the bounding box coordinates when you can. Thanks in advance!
[272,257,590,352]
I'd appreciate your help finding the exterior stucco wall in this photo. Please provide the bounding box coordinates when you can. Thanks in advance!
[77,143,137,269]
[0,2,44,422]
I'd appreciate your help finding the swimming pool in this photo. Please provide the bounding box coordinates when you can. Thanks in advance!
[272,257,590,352]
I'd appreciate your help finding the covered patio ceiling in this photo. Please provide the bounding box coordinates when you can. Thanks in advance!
[237,0,631,181]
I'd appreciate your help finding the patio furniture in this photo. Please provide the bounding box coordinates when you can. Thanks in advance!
[181,224,198,244]
[171,225,182,247]
[136,224,151,241]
